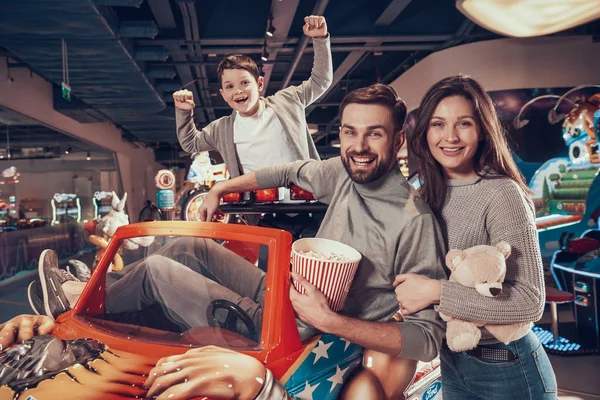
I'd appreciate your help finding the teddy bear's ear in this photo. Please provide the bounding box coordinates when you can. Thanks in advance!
[446,249,464,271]
[495,241,511,259]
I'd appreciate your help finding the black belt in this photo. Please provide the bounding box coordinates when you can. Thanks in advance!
[443,341,518,361]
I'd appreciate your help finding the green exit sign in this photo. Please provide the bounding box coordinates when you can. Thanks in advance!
[61,82,71,102]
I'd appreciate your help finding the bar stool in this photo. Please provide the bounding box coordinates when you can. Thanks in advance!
[545,286,574,344]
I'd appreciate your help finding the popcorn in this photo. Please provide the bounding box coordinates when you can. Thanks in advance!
[296,250,351,263]
[292,238,362,311]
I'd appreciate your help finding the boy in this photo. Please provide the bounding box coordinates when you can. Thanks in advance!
[173,15,332,179]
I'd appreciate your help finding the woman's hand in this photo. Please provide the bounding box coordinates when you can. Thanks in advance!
[144,345,266,400]
[393,274,441,315]
[0,314,54,351]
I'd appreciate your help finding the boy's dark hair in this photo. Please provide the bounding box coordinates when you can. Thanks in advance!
[339,83,408,133]
[217,54,260,87]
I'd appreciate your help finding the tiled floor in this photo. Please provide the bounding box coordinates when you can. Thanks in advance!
[1,269,599,399]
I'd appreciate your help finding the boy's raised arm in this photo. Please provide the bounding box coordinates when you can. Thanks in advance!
[174,89,219,153]
[283,15,333,106]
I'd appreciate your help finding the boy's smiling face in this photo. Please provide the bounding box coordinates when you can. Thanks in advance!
[219,69,264,117]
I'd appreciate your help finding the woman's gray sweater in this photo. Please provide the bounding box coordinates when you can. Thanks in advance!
[437,175,545,344]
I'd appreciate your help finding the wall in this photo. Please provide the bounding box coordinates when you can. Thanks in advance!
[0,58,163,219]
[391,35,600,111]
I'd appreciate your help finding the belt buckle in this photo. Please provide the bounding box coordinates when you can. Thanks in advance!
[474,347,517,361]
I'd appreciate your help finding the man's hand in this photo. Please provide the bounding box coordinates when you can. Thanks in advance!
[144,345,266,400]
[198,185,223,222]
[303,15,328,38]
[0,314,54,351]
[290,272,335,331]
[173,89,196,111]
[393,273,441,315]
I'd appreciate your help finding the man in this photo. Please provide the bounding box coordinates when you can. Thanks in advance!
[198,83,447,360]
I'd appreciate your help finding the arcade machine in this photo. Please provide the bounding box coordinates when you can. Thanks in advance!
[93,191,114,220]
[51,193,81,225]
[516,88,600,355]
[539,227,600,355]
[155,169,176,221]
[178,152,228,222]
[515,87,600,261]
[0,168,18,230]
[0,198,16,231]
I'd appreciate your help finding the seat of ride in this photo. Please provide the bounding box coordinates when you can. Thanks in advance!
[220,184,328,215]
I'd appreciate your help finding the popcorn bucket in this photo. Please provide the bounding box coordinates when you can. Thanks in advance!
[291,238,362,312]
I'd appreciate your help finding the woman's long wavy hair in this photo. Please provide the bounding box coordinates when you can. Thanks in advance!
[409,74,529,214]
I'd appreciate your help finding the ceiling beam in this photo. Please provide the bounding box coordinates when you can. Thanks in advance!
[147,0,176,29]
[306,0,414,116]
[135,34,453,47]
[163,43,438,56]
[280,0,330,90]
[375,0,413,26]
[146,0,206,124]
[185,1,216,121]
[261,0,301,95]
[306,50,367,116]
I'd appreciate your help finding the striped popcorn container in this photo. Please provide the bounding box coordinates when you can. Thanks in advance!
[291,238,362,312]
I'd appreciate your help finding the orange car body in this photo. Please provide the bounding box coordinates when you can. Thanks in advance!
[41,222,320,399]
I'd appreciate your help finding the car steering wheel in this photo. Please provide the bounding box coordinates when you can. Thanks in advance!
[206,299,258,342]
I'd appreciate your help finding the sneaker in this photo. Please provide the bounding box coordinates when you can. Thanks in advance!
[37,249,79,320]
[27,280,43,315]
[67,260,91,282]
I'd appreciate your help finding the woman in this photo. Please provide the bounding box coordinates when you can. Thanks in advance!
[394,74,557,399]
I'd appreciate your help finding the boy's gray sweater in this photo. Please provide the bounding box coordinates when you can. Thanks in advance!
[176,36,333,178]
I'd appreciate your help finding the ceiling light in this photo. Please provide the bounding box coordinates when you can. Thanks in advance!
[267,25,276,37]
[86,151,91,161]
[261,49,269,62]
[65,147,71,155]
[456,0,600,37]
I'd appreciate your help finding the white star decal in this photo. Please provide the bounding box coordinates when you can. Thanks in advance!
[340,338,352,352]
[327,365,351,392]
[296,381,319,400]
[312,340,333,364]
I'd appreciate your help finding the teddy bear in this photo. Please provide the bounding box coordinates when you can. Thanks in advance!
[439,241,533,352]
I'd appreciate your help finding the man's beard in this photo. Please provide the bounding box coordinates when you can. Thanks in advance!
[341,149,393,184]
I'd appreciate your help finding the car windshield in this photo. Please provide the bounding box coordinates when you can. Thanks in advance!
[74,233,269,350]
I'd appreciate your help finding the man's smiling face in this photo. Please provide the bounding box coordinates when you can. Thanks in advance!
[339,103,402,184]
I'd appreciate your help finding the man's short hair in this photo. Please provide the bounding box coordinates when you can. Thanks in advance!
[339,83,407,133]
[217,55,260,87]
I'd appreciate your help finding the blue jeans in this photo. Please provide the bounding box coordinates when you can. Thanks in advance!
[440,331,557,399]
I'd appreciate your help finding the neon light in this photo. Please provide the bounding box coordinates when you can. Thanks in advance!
[76,197,81,223]
[537,220,580,232]
[51,200,57,225]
